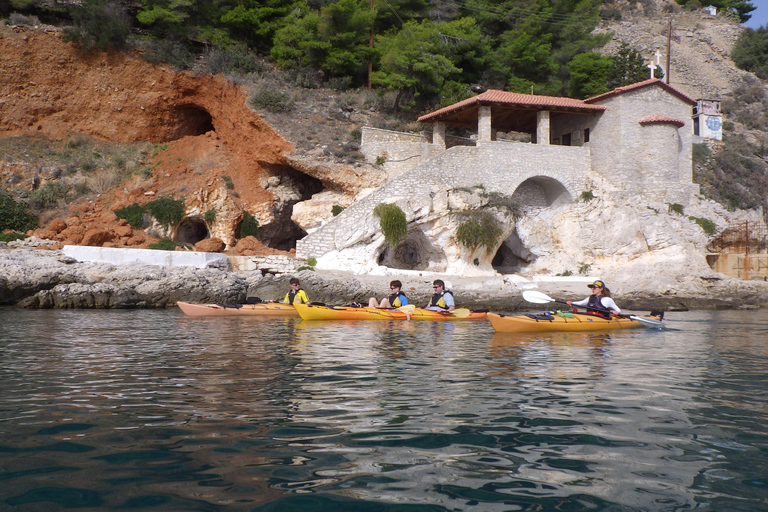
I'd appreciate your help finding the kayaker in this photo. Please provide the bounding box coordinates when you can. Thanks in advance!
[425,279,455,312]
[368,280,409,309]
[281,278,310,305]
[566,280,620,318]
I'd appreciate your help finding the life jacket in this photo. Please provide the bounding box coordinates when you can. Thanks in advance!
[285,288,308,304]
[428,290,453,310]
[586,295,611,318]
[389,291,407,308]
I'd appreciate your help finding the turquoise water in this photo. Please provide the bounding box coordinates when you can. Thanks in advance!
[0,308,767,511]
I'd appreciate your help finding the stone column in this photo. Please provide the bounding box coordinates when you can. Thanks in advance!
[536,110,550,145]
[433,121,446,149]
[478,106,492,142]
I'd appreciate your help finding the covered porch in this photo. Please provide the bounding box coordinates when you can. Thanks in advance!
[417,89,606,148]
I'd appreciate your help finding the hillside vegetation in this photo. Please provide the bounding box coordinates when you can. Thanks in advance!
[1,0,767,242]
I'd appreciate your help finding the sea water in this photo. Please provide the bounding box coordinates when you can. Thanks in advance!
[0,307,766,511]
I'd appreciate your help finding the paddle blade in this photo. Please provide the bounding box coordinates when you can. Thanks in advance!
[450,308,471,318]
[397,304,416,314]
[522,290,556,304]
[630,315,666,329]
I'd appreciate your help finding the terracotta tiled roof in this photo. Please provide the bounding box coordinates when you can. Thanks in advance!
[638,114,686,128]
[584,78,696,105]
[417,89,605,123]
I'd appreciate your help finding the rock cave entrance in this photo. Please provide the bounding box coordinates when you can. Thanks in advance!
[176,216,210,245]
[170,105,215,139]
[256,167,325,251]
[376,228,442,271]
[492,176,571,273]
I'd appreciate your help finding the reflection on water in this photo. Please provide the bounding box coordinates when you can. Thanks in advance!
[1,308,767,511]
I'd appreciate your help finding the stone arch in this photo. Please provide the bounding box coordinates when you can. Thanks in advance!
[376,228,444,271]
[176,216,210,245]
[511,176,572,207]
[170,105,215,139]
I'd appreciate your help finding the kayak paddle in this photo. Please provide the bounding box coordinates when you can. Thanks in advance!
[522,290,665,329]
[448,308,471,318]
[397,304,416,314]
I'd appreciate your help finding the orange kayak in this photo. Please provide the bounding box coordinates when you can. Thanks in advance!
[487,311,658,333]
[294,303,487,321]
[177,301,298,317]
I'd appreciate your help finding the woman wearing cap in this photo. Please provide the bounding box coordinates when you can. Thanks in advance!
[567,280,621,318]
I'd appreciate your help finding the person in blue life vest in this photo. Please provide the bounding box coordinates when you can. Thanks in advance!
[566,280,621,318]
[281,278,309,305]
[368,280,409,309]
[425,279,455,312]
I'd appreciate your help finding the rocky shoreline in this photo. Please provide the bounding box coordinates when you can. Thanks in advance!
[2,245,768,313]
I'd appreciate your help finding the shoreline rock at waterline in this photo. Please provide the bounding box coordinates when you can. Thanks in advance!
[2,246,767,312]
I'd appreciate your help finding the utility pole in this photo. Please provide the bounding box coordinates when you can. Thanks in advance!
[368,0,374,90]
[666,18,672,84]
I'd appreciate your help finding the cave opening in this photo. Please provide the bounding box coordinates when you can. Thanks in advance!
[376,228,442,271]
[255,167,325,251]
[176,216,210,245]
[171,105,215,139]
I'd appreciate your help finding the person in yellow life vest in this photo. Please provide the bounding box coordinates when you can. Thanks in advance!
[425,279,455,312]
[368,280,409,309]
[282,278,309,304]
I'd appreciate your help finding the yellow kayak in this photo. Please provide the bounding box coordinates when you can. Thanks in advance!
[177,301,298,317]
[294,303,487,321]
[488,311,659,333]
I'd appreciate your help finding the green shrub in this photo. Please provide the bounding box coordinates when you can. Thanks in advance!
[481,191,521,218]
[331,205,346,216]
[222,176,235,190]
[306,257,317,267]
[63,0,132,51]
[204,209,217,224]
[0,232,28,242]
[201,44,263,75]
[578,262,592,275]
[375,155,387,166]
[692,143,712,163]
[0,192,37,232]
[114,203,146,229]
[373,203,407,247]
[580,190,595,202]
[148,238,179,251]
[455,211,502,254]
[250,89,295,113]
[146,197,185,227]
[689,216,717,235]
[238,212,259,238]
[667,203,684,215]
[30,182,68,209]
[556,270,574,276]
[140,38,194,70]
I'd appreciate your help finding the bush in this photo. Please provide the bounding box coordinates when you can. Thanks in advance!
[30,181,68,209]
[114,203,146,229]
[148,238,179,251]
[250,89,294,113]
[140,38,194,70]
[238,212,259,238]
[145,197,185,227]
[455,210,502,254]
[373,203,407,247]
[204,209,217,224]
[200,44,263,75]
[222,176,235,190]
[0,232,28,242]
[0,192,37,232]
[667,203,684,215]
[732,27,768,79]
[689,216,717,235]
[331,205,345,216]
[63,0,132,51]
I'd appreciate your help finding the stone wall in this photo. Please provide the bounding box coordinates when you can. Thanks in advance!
[296,141,591,259]
[589,86,695,202]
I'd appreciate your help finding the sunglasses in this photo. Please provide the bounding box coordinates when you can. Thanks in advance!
[588,285,602,289]
[390,286,399,289]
